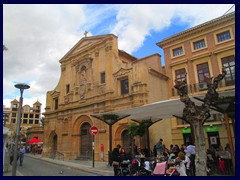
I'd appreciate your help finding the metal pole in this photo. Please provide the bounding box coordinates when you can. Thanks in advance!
[12,89,23,176]
[147,127,150,157]
[92,135,94,168]
[108,124,112,166]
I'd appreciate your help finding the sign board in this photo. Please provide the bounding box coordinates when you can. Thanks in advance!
[181,128,191,134]
[90,126,98,135]
[205,126,219,132]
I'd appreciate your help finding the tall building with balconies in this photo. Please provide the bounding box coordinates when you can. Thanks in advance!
[157,12,235,148]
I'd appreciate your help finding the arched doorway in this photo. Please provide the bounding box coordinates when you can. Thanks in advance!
[121,129,131,154]
[80,122,92,158]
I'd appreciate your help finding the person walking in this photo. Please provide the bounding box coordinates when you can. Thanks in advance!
[111,144,121,176]
[19,145,26,166]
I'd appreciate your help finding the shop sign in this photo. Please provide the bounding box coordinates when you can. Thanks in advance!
[181,127,191,134]
[205,126,219,132]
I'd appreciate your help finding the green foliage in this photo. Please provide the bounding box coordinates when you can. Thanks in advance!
[127,121,149,137]
[102,114,119,120]
[127,123,139,137]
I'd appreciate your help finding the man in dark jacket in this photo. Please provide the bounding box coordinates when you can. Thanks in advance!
[111,144,121,176]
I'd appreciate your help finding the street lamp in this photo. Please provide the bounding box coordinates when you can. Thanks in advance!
[12,83,30,176]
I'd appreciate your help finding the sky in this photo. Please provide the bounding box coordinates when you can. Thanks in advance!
[3,4,235,115]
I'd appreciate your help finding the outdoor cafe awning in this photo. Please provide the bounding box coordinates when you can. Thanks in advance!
[91,90,235,122]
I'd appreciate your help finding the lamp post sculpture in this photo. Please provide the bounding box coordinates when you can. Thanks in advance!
[12,83,30,176]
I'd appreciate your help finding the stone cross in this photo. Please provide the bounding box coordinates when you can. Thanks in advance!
[84,31,88,37]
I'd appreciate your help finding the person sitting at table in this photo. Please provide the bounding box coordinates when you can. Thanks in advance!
[217,146,231,175]
[174,152,187,176]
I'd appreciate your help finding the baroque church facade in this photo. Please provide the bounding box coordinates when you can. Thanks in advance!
[42,34,169,160]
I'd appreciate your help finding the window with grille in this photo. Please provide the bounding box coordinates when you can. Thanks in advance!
[175,68,186,82]
[11,119,16,123]
[120,79,129,95]
[222,55,235,86]
[173,47,183,57]
[100,72,105,84]
[193,39,206,50]
[66,84,70,94]
[54,98,58,110]
[217,31,231,42]
[197,63,210,83]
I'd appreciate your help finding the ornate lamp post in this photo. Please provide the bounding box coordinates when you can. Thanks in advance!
[12,83,30,176]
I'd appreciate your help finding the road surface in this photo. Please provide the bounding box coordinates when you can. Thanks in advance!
[17,155,99,176]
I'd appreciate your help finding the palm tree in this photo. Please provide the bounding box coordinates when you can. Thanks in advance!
[127,121,149,158]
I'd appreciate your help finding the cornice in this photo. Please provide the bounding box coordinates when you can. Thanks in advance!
[157,12,235,48]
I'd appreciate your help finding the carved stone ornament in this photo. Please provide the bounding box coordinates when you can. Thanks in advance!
[79,82,86,99]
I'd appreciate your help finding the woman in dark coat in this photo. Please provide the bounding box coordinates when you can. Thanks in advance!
[111,144,121,176]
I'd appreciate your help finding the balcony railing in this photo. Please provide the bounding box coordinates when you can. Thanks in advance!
[172,79,235,97]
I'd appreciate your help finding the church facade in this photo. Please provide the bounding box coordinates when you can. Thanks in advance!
[42,34,169,160]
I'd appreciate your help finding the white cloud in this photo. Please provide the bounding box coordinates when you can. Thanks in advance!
[3,4,235,114]
[111,4,235,53]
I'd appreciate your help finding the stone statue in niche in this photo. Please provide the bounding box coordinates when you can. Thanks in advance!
[80,65,87,81]
[79,65,87,99]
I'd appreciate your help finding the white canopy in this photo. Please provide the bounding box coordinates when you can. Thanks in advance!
[91,90,234,122]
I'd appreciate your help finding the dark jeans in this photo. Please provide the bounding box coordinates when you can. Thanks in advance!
[113,165,119,176]
[190,155,195,176]
[19,153,24,166]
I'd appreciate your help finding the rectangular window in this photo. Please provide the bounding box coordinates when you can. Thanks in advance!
[173,47,183,57]
[54,98,58,110]
[120,79,129,95]
[35,114,40,118]
[197,63,210,83]
[100,72,105,84]
[29,120,33,124]
[11,119,16,123]
[12,113,16,117]
[23,119,28,124]
[30,114,34,118]
[222,55,235,86]
[36,106,40,110]
[217,31,231,42]
[66,84,70,94]
[197,62,210,91]
[24,113,28,118]
[35,120,39,124]
[175,68,186,82]
[193,39,206,50]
